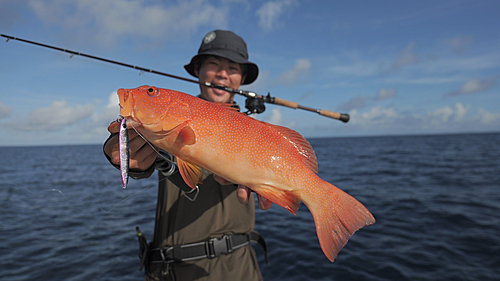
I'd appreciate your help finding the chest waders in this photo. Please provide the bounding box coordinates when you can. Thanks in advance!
[135,153,268,279]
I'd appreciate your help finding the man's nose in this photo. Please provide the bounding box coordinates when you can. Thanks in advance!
[216,67,229,79]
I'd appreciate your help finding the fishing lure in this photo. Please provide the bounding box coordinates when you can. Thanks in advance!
[119,117,129,189]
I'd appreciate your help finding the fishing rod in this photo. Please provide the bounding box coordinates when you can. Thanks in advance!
[1,33,349,122]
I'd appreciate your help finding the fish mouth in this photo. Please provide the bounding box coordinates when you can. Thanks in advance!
[117,88,132,117]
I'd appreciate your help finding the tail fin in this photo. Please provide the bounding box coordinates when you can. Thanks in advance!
[301,180,375,262]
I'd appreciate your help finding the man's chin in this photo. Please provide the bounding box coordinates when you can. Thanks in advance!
[209,93,232,103]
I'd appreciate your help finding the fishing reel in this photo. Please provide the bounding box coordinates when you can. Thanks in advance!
[244,94,267,115]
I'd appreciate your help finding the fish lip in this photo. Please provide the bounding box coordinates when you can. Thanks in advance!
[117,88,133,118]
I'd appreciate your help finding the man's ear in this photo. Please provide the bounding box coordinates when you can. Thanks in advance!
[241,74,247,84]
[194,61,201,77]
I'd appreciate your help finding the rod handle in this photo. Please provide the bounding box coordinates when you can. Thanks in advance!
[273,97,299,109]
[318,109,350,122]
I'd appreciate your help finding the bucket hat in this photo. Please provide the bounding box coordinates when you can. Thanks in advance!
[184,30,259,85]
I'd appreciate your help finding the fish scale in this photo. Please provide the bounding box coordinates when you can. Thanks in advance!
[117,85,375,262]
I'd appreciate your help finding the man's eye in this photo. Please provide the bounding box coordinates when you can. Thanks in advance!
[229,67,240,73]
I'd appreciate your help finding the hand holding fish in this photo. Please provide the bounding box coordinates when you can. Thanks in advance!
[104,124,157,171]
[213,175,272,210]
[105,120,273,210]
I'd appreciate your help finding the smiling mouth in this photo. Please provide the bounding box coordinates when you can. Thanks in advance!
[213,88,228,95]
[211,83,232,95]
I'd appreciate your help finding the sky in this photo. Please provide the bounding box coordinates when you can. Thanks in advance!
[0,0,499,146]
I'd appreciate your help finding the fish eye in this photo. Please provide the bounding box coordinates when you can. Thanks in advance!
[146,87,158,97]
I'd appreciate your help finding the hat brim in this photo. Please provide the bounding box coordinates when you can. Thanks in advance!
[184,51,259,85]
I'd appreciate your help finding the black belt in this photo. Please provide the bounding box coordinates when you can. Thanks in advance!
[148,230,268,265]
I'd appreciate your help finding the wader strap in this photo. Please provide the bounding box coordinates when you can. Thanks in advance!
[148,230,268,265]
[136,227,149,271]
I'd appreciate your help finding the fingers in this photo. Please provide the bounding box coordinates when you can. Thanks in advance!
[236,185,272,210]
[237,185,250,204]
[103,134,120,164]
[257,194,272,210]
[128,130,157,170]
[107,120,121,134]
[104,128,157,171]
[213,174,234,185]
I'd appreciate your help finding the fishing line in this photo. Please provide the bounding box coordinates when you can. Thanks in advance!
[128,122,175,164]
[3,180,156,213]
[1,33,350,122]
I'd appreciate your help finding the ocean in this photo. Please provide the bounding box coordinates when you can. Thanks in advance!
[1,133,499,280]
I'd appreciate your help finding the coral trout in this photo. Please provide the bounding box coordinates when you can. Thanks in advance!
[117,85,375,262]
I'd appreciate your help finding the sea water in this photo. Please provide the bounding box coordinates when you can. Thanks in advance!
[1,133,499,280]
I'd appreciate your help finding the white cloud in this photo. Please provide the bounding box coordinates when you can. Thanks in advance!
[414,102,470,127]
[431,106,454,124]
[28,0,229,47]
[388,42,418,72]
[454,103,470,122]
[446,76,497,97]
[256,0,298,32]
[338,88,396,111]
[277,58,311,85]
[421,53,500,75]
[80,92,122,141]
[376,88,397,101]
[17,100,97,131]
[384,76,461,85]
[242,70,271,93]
[106,91,120,110]
[349,106,399,126]
[0,102,14,119]
[446,35,473,53]
[305,103,499,138]
[267,108,283,125]
[92,91,120,123]
[476,108,500,124]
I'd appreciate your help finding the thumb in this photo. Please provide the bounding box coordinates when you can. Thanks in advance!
[108,120,121,133]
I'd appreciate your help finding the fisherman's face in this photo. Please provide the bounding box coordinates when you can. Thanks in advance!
[196,56,246,103]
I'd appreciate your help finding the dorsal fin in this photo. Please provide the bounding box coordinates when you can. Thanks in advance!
[267,123,318,173]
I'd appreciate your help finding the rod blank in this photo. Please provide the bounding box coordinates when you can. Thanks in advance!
[1,33,349,122]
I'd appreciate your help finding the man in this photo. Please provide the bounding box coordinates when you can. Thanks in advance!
[104,30,270,281]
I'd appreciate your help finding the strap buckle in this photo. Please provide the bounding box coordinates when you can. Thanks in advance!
[153,246,174,264]
[207,235,233,258]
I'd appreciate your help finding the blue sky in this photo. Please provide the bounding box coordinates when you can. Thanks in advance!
[0,0,499,146]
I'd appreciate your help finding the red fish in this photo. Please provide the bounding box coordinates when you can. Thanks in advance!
[117,85,375,262]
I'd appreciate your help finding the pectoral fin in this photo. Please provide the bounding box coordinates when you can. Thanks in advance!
[177,158,203,189]
[177,126,196,145]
